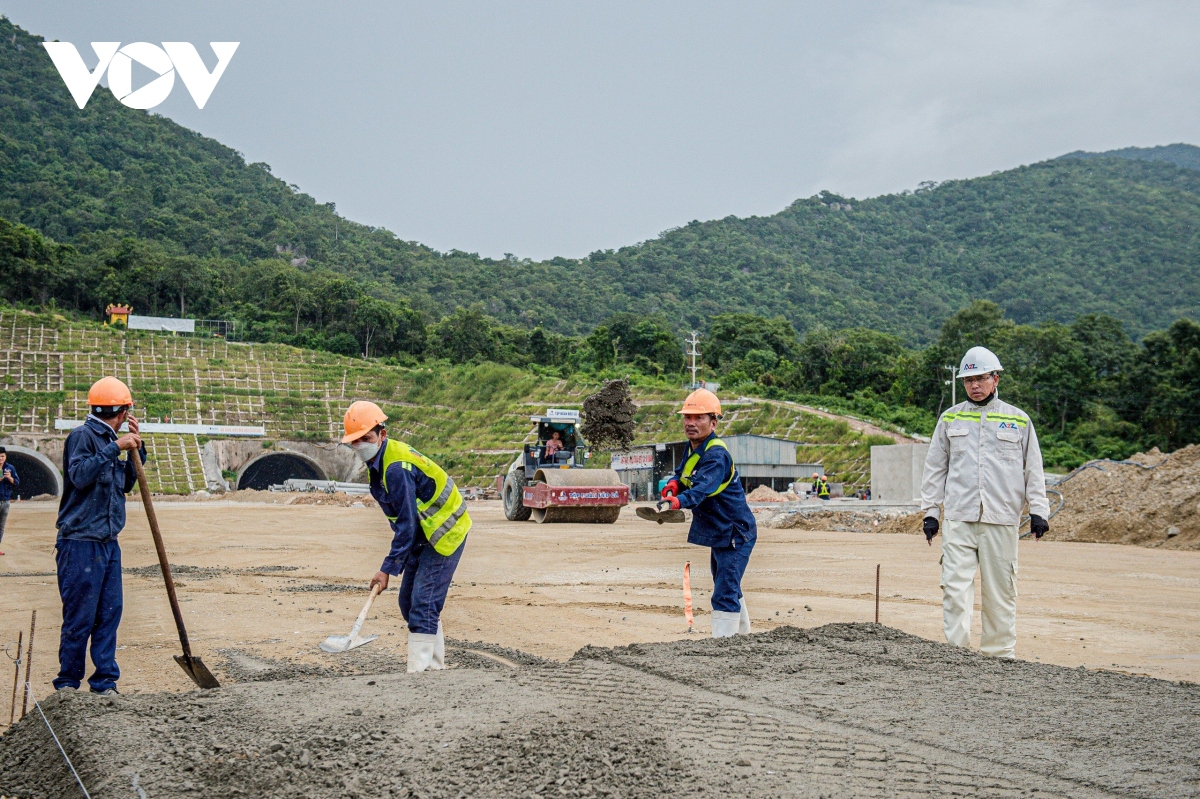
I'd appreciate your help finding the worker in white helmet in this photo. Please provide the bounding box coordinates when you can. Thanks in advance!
[919,346,1050,658]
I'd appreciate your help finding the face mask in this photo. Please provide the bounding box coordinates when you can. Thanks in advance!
[352,440,380,463]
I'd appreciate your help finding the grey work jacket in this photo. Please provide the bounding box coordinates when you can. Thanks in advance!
[920,397,1050,526]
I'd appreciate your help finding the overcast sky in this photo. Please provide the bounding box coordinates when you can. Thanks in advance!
[9,1,1200,259]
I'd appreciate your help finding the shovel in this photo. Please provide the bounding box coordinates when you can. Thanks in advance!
[320,584,381,653]
[132,455,221,689]
[636,501,686,525]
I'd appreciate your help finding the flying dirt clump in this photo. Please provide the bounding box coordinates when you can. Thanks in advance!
[580,378,637,452]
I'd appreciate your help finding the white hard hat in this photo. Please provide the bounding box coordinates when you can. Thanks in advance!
[959,346,1003,378]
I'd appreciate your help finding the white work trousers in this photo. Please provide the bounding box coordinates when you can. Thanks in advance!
[940,519,1018,658]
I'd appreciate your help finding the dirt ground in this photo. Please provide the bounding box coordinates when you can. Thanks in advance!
[2,499,1200,797]
[3,624,1198,798]
[2,499,1199,702]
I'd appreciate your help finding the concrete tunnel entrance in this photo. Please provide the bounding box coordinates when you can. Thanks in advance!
[2,445,63,498]
[236,452,328,491]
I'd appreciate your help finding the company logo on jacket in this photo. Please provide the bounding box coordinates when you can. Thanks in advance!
[42,42,239,110]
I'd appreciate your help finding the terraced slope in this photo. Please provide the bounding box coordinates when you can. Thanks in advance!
[0,310,895,492]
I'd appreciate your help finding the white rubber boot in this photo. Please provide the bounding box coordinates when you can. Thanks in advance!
[738,597,751,635]
[711,610,740,638]
[431,620,446,670]
[407,633,437,673]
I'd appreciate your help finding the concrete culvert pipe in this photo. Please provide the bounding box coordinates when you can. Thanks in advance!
[237,452,328,491]
[2,445,63,498]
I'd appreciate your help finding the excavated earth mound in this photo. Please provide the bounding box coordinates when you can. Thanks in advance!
[762,445,1200,550]
[2,624,1197,799]
[1050,445,1200,549]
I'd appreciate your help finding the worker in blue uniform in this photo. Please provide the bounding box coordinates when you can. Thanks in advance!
[342,401,471,672]
[0,446,19,556]
[659,388,757,637]
[54,377,145,695]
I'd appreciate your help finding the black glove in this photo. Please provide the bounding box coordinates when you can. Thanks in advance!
[1030,514,1049,539]
[923,516,939,543]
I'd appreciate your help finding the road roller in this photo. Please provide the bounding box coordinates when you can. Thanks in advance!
[501,408,629,523]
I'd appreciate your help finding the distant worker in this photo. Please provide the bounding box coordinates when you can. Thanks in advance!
[544,430,564,459]
[342,401,471,672]
[660,389,757,638]
[0,446,18,556]
[54,377,145,694]
[810,472,830,500]
[920,346,1049,659]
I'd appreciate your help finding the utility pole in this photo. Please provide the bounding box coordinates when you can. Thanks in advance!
[943,364,958,406]
[686,331,702,388]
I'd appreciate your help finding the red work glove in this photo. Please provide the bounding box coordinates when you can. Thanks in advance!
[661,479,680,499]
[657,496,681,512]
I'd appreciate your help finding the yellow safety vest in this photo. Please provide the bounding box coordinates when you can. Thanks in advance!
[818,478,830,498]
[680,437,736,497]
[379,438,470,556]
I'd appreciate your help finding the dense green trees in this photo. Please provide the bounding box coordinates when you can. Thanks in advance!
[3,18,1199,466]
[3,16,1200,345]
[706,302,1200,467]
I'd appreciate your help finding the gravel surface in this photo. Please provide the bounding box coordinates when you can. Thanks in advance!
[2,623,1196,798]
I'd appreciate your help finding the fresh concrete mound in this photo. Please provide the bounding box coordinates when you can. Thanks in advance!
[2,624,1196,798]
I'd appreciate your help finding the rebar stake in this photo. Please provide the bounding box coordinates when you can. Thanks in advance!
[875,564,880,624]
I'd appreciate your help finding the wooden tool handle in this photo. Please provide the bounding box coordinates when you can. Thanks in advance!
[346,584,382,642]
[133,454,194,660]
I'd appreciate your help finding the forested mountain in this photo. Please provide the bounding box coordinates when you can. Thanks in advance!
[1,16,1199,345]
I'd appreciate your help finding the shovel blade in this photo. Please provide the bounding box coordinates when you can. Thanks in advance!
[320,634,378,654]
[174,654,221,689]
[636,507,686,524]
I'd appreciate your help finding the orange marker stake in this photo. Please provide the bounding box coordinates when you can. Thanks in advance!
[683,561,694,632]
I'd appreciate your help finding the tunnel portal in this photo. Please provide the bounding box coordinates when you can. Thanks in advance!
[2,446,63,498]
[236,452,327,491]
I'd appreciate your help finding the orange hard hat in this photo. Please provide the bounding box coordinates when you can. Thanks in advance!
[678,388,721,418]
[813,472,819,478]
[87,376,133,409]
[342,400,387,443]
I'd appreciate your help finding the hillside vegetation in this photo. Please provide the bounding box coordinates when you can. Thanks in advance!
[0,309,888,493]
[1,16,1199,347]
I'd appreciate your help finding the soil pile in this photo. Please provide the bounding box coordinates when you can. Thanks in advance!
[746,484,783,501]
[1050,445,1200,549]
[3,624,1196,799]
[763,509,922,534]
[286,492,377,508]
[580,379,636,451]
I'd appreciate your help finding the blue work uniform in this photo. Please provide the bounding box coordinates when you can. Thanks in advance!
[673,432,757,614]
[53,415,145,692]
[0,461,18,546]
[368,442,464,635]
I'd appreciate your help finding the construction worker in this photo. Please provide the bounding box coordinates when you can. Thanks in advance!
[53,377,145,694]
[920,346,1050,659]
[660,388,757,638]
[342,401,470,672]
[809,472,830,500]
[0,447,18,556]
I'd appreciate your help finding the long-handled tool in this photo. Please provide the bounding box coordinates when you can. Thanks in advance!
[320,584,381,653]
[636,501,686,525]
[132,456,220,689]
